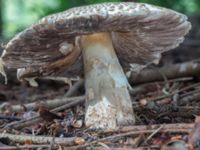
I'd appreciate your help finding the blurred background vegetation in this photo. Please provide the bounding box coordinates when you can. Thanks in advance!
[0,0,200,40]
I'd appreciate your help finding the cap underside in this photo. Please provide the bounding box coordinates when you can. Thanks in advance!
[2,2,191,78]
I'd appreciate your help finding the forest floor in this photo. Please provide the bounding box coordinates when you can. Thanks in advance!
[0,15,200,150]
[0,68,199,150]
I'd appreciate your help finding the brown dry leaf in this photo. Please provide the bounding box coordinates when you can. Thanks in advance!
[24,139,33,145]
[171,135,183,141]
[152,134,170,146]
[51,122,65,137]
[37,103,63,122]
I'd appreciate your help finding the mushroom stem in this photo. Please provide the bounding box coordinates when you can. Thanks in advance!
[80,32,135,129]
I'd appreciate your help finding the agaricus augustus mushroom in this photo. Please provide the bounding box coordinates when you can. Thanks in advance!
[1,2,191,129]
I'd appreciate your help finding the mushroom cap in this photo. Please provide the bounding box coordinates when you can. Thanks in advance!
[2,2,191,79]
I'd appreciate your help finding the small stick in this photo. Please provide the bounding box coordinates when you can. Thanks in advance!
[180,88,200,98]
[49,137,55,150]
[0,132,84,146]
[3,115,41,129]
[149,82,200,102]
[68,130,155,149]
[143,125,163,143]
[0,144,50,150]
[79,145,160,150]
[2,96,85,112]
[0,115,20,121]
[129,77,192,96]
[64,79,84,97]
[4,96,85,129]
[101,123,193,134]
[179,92,200,105]
[52,97,85,112]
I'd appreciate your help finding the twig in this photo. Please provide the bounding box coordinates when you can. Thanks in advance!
[4,96,85,129]
[86,146,159,150]
[101,123,193,134]
[68,123,193,149]
[0,144,50,150]
[179,92,200,105]
[0,132,84,146]
[143,125,163,143]
[52,97,85,112]
[180,88,200,98]
[64,79,84,97]
[3,115,41,129]
[68,130,152,149]
[1,96,85,112]
[0,79,84,113]
[49,136,55,150]
[150,82,200,102]
[0,115,20,121]
[129,77,192,96]
[97,142,111,149]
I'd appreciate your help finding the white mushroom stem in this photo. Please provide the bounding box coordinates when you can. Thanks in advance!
[80,32,135,129]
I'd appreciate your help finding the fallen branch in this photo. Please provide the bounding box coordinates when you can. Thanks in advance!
[0,132,84,146]
[129,62,200,84]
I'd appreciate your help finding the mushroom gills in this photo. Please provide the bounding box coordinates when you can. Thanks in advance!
[80,32,135,129]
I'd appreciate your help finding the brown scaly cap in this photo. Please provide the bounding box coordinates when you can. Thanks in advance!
[2,2,191,79]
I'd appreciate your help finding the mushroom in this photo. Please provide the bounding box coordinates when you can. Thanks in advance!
[1,2,191,129]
